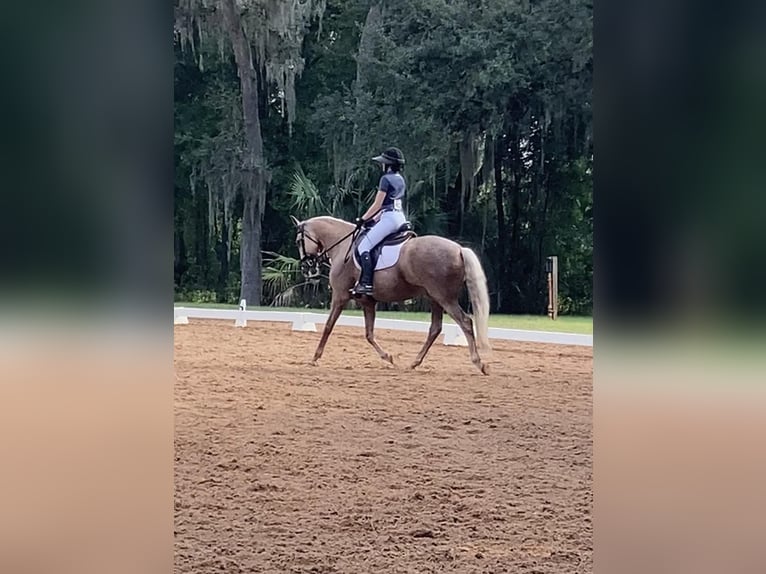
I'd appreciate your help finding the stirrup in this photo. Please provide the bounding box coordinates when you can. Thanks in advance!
[350,282,374,296]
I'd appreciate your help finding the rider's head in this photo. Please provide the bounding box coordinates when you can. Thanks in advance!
[372,147,405,173]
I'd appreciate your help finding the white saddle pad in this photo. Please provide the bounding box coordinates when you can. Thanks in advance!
[354,241,407,271]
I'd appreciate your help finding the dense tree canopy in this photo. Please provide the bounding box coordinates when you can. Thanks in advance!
[174,0,592,314]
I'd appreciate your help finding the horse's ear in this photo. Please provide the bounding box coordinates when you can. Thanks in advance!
[290,215,301,227]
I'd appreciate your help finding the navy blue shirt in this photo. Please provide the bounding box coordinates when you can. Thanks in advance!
[379,172,406,210]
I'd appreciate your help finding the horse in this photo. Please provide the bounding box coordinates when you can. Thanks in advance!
[292,215,492,375]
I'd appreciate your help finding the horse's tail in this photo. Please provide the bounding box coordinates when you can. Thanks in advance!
[461,248,491,353]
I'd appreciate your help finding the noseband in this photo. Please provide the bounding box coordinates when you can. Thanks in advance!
[297,225,327,275]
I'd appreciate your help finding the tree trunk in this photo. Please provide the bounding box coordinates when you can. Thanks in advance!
[508,133,521,262]
[443,170,462,239]
[174,218,187,289]
[508,131,522,313]
[221,0,266,305]
[216,213,229,302]
[354,4,381,145]
[493,135,507,311]
[239,191,262,304]
[197,190,209,286]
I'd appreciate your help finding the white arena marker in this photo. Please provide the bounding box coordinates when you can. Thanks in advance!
[174,308,189,325]
[234,299,247,327]
[442,324,468,346]
[291,313,317,332]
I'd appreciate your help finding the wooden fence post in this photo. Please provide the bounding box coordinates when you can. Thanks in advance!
[546,256,558,320]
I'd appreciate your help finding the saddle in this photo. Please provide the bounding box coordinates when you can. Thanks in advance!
[353,222,416,268]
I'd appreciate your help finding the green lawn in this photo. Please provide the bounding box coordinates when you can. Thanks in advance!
[175,301,592,334]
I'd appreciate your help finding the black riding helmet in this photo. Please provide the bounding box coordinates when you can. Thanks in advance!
[372,147,405,167]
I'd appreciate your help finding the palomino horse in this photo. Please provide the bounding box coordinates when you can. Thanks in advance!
[293,216,492,374]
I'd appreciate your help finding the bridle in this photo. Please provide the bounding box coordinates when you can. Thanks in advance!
[296,223,363,277]
[296,225,326,276]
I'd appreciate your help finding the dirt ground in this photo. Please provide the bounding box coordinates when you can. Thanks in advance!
[174,320,592,573]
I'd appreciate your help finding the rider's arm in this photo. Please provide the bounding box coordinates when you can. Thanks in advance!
[361,190,386,221]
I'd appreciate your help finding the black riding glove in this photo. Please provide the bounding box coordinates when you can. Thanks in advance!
[354,217,365,228]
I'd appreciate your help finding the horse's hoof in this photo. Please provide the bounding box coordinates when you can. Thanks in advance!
[407,361,420,371]
[480,363,490,376]
[310,360,319,367]
[384,354,395,365]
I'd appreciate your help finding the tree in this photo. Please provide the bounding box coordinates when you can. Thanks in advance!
[308,0,592,312]
[174,0,593,315]
[175,0,325,305]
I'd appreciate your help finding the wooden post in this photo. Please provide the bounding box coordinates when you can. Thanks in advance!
[546,256,558,320]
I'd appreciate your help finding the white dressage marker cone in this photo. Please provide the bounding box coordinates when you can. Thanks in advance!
[442,324,468,346]
[235,299,247,327]
[174,307,189,325]
[291,313,317,332]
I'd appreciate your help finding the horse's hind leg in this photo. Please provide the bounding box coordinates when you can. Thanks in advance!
[362,301,394,364]
[409,301,443,370]
[440,300,489,375]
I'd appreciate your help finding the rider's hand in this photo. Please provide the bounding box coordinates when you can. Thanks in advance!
[354,217,365,228]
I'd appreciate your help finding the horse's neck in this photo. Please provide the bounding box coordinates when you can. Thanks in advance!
[315,219,353,242]
[312,218,354,258]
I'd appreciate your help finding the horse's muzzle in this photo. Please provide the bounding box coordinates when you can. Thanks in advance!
[300,256,322,282]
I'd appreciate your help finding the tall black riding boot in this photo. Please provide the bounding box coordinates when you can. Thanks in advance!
[351,252,374,296]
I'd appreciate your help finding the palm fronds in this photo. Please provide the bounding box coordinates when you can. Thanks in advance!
[262,251,301,300]
[289,168,328,217]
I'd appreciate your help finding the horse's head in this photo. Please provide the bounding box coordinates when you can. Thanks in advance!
[291,216,323,281]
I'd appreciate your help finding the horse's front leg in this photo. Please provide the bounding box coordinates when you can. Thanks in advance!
[362,300,394,365]
[311,296,347,365]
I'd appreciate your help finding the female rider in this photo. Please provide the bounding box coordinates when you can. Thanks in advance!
[351,147,407,296]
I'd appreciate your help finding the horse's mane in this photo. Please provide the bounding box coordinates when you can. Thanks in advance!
[309,215,353,227]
